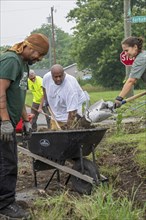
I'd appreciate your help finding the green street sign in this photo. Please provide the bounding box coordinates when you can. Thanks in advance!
[131,16,146,23]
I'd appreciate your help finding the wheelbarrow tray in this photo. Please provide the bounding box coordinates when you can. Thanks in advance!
[27,128,107,161]
[18,128,108,193]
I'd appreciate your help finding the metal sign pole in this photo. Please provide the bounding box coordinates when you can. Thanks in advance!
[124,0,134,97]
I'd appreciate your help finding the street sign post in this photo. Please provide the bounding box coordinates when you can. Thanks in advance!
[120,51,135,66]
[131,16,146,23]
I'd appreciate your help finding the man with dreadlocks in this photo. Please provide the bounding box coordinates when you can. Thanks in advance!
[0,33,49,219]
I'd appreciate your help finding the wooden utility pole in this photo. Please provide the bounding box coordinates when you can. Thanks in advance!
[124,0,134,97]
[51,6,56,64]
[46,15,52,67]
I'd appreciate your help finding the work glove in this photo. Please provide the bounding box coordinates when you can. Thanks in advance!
[114,96,123,109]
[0,120,14,141]
[23,121,32,140]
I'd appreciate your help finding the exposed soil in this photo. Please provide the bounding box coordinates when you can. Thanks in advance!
[98,143,146,206]
[16,118,146,218]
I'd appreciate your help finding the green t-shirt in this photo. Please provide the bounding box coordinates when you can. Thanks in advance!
[0,51,29,126]
[129,50,146,83]
[28,76,43,103]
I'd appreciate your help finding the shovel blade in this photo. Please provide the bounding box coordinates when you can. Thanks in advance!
[85,109,113,122]
[85,100,114,123]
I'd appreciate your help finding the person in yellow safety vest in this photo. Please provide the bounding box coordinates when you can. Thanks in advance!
[28,69,50,131]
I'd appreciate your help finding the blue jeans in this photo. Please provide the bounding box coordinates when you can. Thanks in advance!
[0,132,17,209]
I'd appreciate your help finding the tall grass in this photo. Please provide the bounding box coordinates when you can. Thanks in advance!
[31,187,145,220]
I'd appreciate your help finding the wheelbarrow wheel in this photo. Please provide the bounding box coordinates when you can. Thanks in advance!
[70,158,100,195]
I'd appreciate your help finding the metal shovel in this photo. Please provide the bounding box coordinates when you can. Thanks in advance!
[85,91,146,123]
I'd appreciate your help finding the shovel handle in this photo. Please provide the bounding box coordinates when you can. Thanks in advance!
[25,104,51,119]
[122,91,146,104]
[26,104,61,130]
[47,106,62,130]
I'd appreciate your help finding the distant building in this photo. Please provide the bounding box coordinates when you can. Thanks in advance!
[82,74,92,80]
[33,69,49,78]
[34,63,91,80]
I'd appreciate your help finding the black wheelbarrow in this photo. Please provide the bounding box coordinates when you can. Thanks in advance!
[18,127,108,194]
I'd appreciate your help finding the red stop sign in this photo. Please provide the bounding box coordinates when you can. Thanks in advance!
[120,51,135,66]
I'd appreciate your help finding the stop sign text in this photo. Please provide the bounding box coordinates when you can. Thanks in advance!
[120,51,135,66]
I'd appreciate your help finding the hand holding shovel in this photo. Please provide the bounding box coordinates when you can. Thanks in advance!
[114,91,146,108]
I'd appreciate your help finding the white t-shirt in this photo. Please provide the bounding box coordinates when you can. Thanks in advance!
[43,72,87,122]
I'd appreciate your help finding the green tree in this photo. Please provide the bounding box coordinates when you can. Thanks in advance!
[67,0,146,89]
[0,24,75,69]
[30,24,75,69]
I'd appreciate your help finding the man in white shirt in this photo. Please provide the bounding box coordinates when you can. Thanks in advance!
[42,64,88,129]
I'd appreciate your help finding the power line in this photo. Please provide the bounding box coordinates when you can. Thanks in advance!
[1,7,48,13]
[1,2,76,13]
[1,34,29,40]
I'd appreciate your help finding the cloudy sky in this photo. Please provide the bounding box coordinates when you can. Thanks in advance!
[0,0,77,46]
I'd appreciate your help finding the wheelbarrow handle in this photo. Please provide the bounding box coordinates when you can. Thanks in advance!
[121,91,146,105]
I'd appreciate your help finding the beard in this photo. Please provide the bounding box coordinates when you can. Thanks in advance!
[28,60,33,65]
[28,59,38,65]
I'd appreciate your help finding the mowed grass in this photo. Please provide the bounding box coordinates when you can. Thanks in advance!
[25,90,33,106]
[88,91,119,104]
[89,89,146,104]
[26,88,145,105]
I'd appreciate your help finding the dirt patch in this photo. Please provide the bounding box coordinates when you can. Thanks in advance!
[16,153,75,206]
[96,119,146,218]
[98,143,146,206]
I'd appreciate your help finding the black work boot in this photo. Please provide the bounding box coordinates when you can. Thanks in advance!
[0,201,31,219]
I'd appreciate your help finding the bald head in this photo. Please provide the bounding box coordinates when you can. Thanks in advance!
[29,69,36,81]
[51,64,65,85]
[51,64,64,74]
